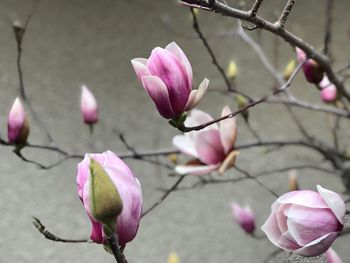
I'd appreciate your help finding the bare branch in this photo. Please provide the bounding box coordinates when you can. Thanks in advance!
[276,0,296,29]
[249,0,264,17]
[33,217,88,243]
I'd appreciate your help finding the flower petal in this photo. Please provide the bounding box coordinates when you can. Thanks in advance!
[185,109,216,128]
[287,205,342,247]
[172,134,199,158]
[261,211,283,247]
[141,75,176,119]
[273,190,329,210]
[295,232,339,257]
[317,185,345,224]
[184,78,208,111]
[131,58,150,81]
[147,47,191,114]
[175,164,219,175]
[219,106,237,154]
[325,248,342,263]
[165,42,193,85]
[194,129,225,165]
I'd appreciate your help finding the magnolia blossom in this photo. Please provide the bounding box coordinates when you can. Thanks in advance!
[131,42,208,119]
[320,76,337,103]
[77,151,142,246]
[296,47,323,84]
[7,97,29,144]
[261,185,345,257]
[231,203,255,234]
[173,106,237,175]
[325,248,342,263]
[80,85,98,124]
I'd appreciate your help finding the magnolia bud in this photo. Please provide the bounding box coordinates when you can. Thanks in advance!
[235,94,249,121]
[7,97,29,147]
[320,76,337,103]
[295,47,323,84]
[12,20,24,45]
[226,60,238,80]
[288,170,299,191]
[89,158,123,236]
[231,203,255,234]
[167,252,180,263]
[283,59,296,81]
[80,85,99,125]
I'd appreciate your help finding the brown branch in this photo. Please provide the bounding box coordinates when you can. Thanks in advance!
[276,0,296,29]
[323,0,334,56]
[249,0,264,17]
[33,217,88,243]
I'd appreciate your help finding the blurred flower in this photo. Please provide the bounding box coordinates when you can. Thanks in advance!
[173,106,238,175]
[261,185,345,257]
[296,47,323,84]
[320,76,337,103]
[131,42,208,119]
[167,252,180,263]
[77,151,142,246]
[325,248,342,263]
[288,170,299,191]
[226,60,238,80]
[80,85,98,125]
[7,97,29,146]
[283,59,296,81]
[231,202,255,234]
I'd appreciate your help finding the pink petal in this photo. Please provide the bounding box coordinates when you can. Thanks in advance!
[184,78,209,111]
[185,109,216,128]
[273,190,329,210]
[131,58,150,80]
[295,232,339,257]
[175,164,219,175]
[88,216,103,243]
[147,47,191,114]
[172,134,199,158]
[141,75,176,119]
[261,212,283,247]
[194,129,226,165]
[325,248,342,263]
[219,106,237,154]
[295,47,306,63]
[104,150,134,176]
[277,231,301,250]
[231,203,255,233]
[321,85,337,103]
[165,42,193,85]
[317,185,345,224]
[287,205,342,247]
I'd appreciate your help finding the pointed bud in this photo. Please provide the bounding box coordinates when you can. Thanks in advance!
[7,98,29,146]
[226,60,238,80]
[288,170,299,191]
[325,248,342,263]
[283,59,296,81]
[80,85,99,125]
[12,20,25,46]
[231,203,255,234]
[167,252,180,263]
[235,95,249,121]
[89,158,123,237]
[295,47,323,84]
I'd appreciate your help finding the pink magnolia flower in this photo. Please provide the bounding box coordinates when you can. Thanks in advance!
[131,42,208,119]
[261,185,345,257]
[231,203,255,234]
[173,106,237,175]
[325,248,342,263]
[80,85,98,124]
[320,76,337,103]
[77,151,142,246]
[7,97,29,144]
[296,47,323,84]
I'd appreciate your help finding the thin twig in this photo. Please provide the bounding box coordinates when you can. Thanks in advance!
[33,217,88,243]
[249,0,264,17]
[276,0,296,28]
[323,0,334,56]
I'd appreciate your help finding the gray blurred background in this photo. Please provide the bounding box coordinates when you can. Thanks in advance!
[0,0,350,262]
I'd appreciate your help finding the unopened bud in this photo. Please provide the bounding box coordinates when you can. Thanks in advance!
[283,59,296,81]
[89,158,123,237]
[231,202,255,234]
[295,47,323,84]
[167,252,180,263]
[235,95,249,121]
[226,60,238,80]
[12,20,24,45]
[7,98,29,147]
[81,85,99,126]
[288,170,299,191]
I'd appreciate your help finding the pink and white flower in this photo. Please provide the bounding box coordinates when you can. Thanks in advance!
[77,151,142,246]
[261,185,345,257]
[131,42,208,119]
[173,106,237,175]
[7,97,29,145]
[296,47,323,84]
